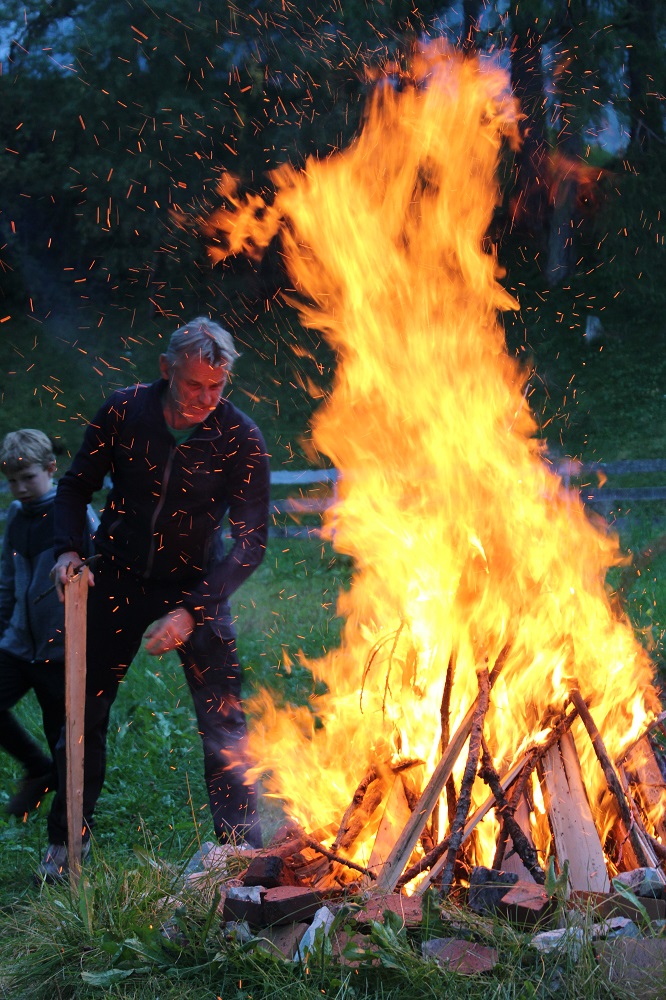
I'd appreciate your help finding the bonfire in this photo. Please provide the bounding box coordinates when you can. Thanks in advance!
[202,42,665,898]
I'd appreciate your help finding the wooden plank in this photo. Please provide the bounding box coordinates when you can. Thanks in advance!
[65,567,89,890]
[538,732,609,894]
[364,777,412,885]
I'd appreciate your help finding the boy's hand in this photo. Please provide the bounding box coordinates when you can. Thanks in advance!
[144,608,195,656]
[51,551,95,602]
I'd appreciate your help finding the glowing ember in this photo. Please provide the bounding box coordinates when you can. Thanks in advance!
[204,43,661,879]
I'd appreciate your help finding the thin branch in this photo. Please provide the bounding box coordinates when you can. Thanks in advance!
[303,835,376,880]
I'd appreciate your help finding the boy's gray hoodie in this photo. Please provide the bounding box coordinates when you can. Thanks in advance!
[0,487,96,662]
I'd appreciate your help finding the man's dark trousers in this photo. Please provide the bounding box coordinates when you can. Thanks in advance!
[46,556,262,847]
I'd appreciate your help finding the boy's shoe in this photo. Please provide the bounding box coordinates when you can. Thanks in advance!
[35,841,90,885]
[6,771,53,817]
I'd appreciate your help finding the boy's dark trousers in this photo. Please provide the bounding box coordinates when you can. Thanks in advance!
[0,649,65,779]
[46,556,262,848]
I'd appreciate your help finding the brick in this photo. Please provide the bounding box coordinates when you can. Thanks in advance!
[222,886,264,926]
[497,880,555,927]
[262,886,323,925]
[256,922,309,959]
[422,937,499,975]
[354,892,423,928]
[569,890,666,925]
[243,855,299,888]
[330,930,380,967]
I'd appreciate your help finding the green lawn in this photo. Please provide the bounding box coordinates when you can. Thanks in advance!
[1,305,665,998]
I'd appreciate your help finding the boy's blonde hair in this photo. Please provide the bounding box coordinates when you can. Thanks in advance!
[0,429,56,474]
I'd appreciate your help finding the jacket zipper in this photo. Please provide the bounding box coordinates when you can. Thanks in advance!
[144,445,176,577]
[25,515,37,661]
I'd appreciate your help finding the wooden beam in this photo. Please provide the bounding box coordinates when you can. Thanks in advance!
[538,732,609,894]
[65,567,89,891]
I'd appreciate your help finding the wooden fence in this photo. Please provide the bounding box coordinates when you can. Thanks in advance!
[1,460,664,537]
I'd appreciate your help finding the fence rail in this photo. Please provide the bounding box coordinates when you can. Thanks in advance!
[2,460,664,534]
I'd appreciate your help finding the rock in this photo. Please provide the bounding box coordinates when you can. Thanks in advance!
[594,937,666,999]
[613,869,665,900]
[183,841,218,876]
[468,867,519,915]
[422,937,499,975]
[530,927,585,960]
[593,916,640,940]
[293,906,335,962]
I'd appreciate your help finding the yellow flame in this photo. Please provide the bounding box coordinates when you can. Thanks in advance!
[206,42,660,870]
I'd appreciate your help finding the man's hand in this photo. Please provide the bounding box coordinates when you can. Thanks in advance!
[51,551,95,603]
[144,608,195,656]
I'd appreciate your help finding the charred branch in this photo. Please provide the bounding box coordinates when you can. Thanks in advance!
[570,687,656,871]
[374,640,511,893]
[440,666,491,895]
[303,835,377,881]
[479,736,545,884]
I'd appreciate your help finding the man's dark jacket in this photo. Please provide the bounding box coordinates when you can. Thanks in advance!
[54,379,270,621]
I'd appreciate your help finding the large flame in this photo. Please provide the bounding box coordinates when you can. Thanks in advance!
[205,43,660,873]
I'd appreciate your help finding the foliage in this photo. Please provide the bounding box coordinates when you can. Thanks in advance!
[0,0,663,318]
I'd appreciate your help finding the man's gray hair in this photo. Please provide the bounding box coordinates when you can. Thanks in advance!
[165,316,239,371]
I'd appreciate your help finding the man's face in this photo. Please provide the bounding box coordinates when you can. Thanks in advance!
[5,461,56,503]
[160,354,228,428]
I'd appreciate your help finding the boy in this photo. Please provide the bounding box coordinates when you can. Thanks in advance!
[0,429,96,816]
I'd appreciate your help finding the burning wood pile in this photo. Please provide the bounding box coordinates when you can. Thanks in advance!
[239,704,666,908]
[200,42,666,910]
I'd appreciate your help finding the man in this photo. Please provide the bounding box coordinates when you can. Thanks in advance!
[40,316,270,881]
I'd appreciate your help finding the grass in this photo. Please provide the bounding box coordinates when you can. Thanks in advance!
[0,854,636,999]
[1,288,666,997]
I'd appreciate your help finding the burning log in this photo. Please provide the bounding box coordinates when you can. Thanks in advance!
[440,666,491,894]
[374,643,510,893]
[479,736,545,885]
[409,706,579,893]
[495,796,538,881]
[440,651,458,833]
[539,731,610,893]
[619,722,666,848]
[302,834,377,881]
[570,688,664,876]
[331,765,384,853]
[363,776,413,885]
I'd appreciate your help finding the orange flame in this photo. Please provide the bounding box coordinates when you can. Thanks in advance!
[205,43,660,872]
